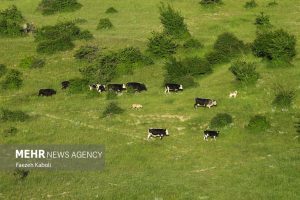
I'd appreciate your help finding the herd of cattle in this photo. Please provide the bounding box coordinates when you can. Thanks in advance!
[38,81,237,141]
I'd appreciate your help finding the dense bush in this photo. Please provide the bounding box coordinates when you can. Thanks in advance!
[267,1,278,7]
[106,7,118,14]
[206,32,246,64]
[74,45,100,62]
[159,3,189,38]
[35,21,92,54]
[0,108,29,122]
[0,5,25,37]
[0,64,7,78]
[252,29,296,62]
[229,60,259,84]
[1,69,23,89]
[255,12,271,27]
[200,0,222,5]
[147,32,177,57]
[3,127,18,137]
[13,169,29,180]
[210,113,233,128]
[273,85,295,108]
[247,115,270,131]
[19,56,45,69]
[97,18,113,29]
[181,57,212,76]
[102,102,124,117]
[67,78,89,94]
[38,0,82,15]
[117,47,144,64]
[244,0,257,9]
[183,38,203,50]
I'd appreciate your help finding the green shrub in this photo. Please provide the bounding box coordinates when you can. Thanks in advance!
[210,113,233,128]
[72,18,87,24]
[273,85,295,108]
[255,12,271,27]
[77,30,94,40]
[247,115,270,131]
[117,47,143,64]
[0,5,25,37]
[200,0,222,5]
[35,21,92,54]
[159,3,190,38]
[244,0,257,9]
[3,127,18,137]
[105,7,118,14]
[67,78,89,94]
[74,45,100,62]
[0,108,29,122]
[183,38,203,50]
[181,57,212,76]
[13,169,29,180]
[97,18,113,30]
[267,1,278,7]
[102,102,124,117]
[0,64,7,78]
[252,29,296,62]
[206,32,246,64]
[19,56,45,69]
[229,60,259,84]
[38,0,82,15]
[1,69,23,89]
[147,32,177,57]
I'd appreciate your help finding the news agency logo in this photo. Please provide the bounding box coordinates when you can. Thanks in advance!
[0,145,105,171]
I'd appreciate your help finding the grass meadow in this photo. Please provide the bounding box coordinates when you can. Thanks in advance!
[0,0,299,199]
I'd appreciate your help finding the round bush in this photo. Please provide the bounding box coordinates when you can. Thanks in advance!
[102,102,124,117]
[147,32,177,57]
[67,78,89,94]
[183,38,203,50]
[273,86,295,108]
[244,0,257,9]
[19,56,45,69]
[74,45,100,62]
[229,60,259,84]
[105,7,118,14]
[0,5,25,37]
[38,0,82,15]
[97,18,113,30]
[255,12,271,27]
[0,64,7,78]
[247,115,270,131]
[1,69,23,89]
[210,113,233,128]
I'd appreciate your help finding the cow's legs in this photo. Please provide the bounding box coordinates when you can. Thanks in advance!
[214,136,216,141]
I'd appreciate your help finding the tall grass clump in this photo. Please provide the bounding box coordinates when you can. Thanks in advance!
[13,169,29,180]
[206,32,246,65]
[244,0,257,9]
[247,115,270,131]
[183,38,203,50]
[0,64,7,78]
[105,7,118,14]
[97,18,113,30]
[35,21,93,54]
[210,113,233,128]
[1,69,23,90]
[272,85,295,108]
[38,0,82,15]
[2,127,18,137]
[159,3,190,38]
[267,1,278,7]
[19,56,45,69]
[102,102,124,117]
[200,0,222,6]
[0,108,29,122]
[0,5,25,37]
[147,32,177,58]
[74,45,100,62]
[229,60,259,85]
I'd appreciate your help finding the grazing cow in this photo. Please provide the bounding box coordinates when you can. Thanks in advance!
[165,83,183,93]
[229,90,238,98]
[194,98,217,109]
[147,128,169,140]
[96,84,106,93]
[61,81,70,89]
[131,104,143,109]
[126,82,147,92]
[38,89,56,97]
[204,130,219,141]
[89,84,97,91]
[107,84,126,92]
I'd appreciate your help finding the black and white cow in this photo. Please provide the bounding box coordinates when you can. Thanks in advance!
[89,84,97,91]
[194,98,217,109]
[96,84,106,93]
[165,83,183,93]
[204,130,219,141]
[107,84,126,92]
[126,82,147,92]
[38,89,56,96]
[61,81,70,89]
[147,128,169,140]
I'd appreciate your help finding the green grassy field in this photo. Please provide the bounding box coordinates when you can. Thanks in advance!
[0,0,300,199]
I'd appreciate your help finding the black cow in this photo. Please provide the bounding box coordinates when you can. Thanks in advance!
[38,89,56,97]
[147,128,169,140]
[96,84,106,93]
[107,84,126,92]
[194,98,217,109]
[126,82,147,92]
[165,83,183,93]
[61,81,70,89]
[204,130,219,141]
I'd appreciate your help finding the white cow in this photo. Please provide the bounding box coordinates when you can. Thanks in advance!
[229,91,238,98]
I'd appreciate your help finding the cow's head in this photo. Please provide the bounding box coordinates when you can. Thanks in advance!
[212,100,217,106]
[122,84,126,89]
[179,85,183,90]
[165,129,169,136]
